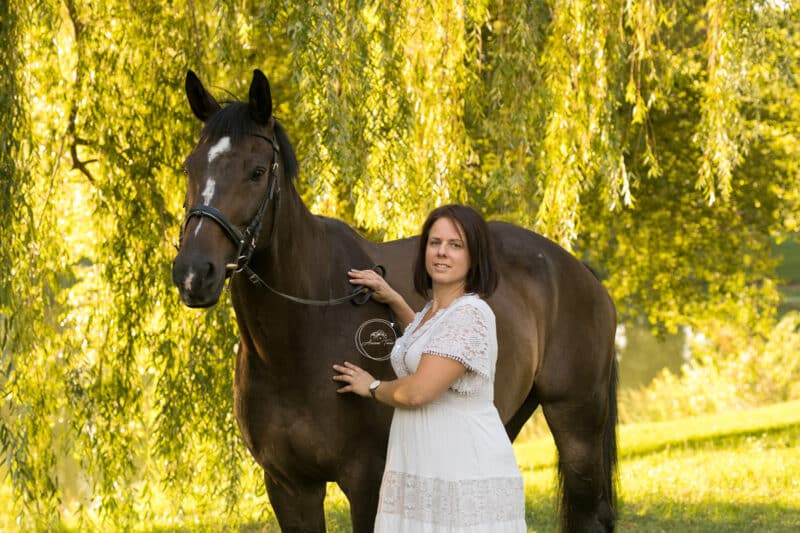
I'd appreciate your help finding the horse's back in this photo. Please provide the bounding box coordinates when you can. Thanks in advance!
[487,221,616,418]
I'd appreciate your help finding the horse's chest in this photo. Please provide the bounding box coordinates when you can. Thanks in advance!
[234,380,337,475]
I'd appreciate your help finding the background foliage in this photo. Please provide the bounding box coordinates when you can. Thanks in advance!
[1,0,798,529]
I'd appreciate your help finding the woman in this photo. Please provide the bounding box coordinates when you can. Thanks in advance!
[333,204,527,532]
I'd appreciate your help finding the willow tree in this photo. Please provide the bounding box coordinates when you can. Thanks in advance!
[1,0,798,529]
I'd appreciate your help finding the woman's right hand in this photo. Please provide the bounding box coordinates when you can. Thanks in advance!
[348,268,398,305]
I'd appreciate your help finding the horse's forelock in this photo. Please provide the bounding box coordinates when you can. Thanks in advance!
[199,102,254,144]
[198,102,298,181]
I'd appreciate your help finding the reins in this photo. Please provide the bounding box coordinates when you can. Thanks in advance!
[243,265,381,307]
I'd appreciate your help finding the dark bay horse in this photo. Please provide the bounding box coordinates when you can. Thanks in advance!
[172,69,618,532]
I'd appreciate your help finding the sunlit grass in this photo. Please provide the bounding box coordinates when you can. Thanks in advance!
[618,400,800,456]
[619,428,799,531]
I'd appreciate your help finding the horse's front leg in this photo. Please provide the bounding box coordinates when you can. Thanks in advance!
[337,456,386,533]
[264,472,327,532]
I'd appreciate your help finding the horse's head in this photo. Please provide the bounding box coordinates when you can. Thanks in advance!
[172,69,296,307]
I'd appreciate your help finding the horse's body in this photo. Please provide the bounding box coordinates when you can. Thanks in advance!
[172,70,618,532]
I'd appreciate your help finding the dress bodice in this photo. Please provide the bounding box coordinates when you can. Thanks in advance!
[390,293,497,398]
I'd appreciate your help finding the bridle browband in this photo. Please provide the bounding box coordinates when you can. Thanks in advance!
[178,131,374,307]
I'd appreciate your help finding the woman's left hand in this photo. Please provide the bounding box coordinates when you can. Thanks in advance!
[332,361,375,397]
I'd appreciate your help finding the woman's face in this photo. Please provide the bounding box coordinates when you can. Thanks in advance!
[425,217,471,291]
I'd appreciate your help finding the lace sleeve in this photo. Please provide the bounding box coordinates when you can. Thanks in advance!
[423,301,494,392]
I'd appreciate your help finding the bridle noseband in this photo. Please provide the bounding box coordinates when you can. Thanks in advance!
[178,131,376,308]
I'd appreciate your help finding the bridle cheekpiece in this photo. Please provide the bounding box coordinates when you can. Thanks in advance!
[179,132,281,282]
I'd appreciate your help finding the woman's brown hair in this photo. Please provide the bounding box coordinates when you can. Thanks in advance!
[413,204,498,298]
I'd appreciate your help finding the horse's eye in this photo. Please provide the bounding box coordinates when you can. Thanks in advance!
[251,167,266,181]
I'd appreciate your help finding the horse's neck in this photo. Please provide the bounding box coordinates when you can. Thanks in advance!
[253,187,358,299]
[231,188,371,359]
[264,188,318,266]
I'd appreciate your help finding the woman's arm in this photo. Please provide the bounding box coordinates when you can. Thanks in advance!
[332,356,466,408]
[348,268,415,328]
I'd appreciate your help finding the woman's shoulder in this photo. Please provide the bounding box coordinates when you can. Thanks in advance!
[450,293,495,319]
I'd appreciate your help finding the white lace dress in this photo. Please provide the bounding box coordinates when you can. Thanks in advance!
[374,294,527,532]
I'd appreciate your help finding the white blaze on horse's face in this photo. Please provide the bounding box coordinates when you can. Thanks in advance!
[184,270,195,291]
[200,179,216,206]
[191,137,231,237]
[192,178,217,238]
[208,136,232,163]
[194,179,216,236]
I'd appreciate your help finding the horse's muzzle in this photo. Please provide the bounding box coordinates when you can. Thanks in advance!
[172,254,226,308]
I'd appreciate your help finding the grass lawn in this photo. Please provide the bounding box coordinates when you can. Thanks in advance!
[3,402,798,531]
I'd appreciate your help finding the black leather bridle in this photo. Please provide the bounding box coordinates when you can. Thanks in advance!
[180,132,280,277]
[178,132,375,307]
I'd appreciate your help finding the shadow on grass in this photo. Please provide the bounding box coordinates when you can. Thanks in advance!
[525,492,800,533]
[616,500,800,532]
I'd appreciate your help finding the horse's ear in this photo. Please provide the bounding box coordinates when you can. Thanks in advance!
[248,69,273,125]
[185,70,221,122]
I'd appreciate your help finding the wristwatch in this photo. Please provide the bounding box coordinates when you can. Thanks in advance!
[369,380,382,398]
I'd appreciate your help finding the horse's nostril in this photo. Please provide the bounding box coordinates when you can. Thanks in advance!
[204,262,215,278]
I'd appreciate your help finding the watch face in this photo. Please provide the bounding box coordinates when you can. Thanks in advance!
[370,380,381,390]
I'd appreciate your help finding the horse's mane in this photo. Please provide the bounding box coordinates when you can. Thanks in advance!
[200,101,299,180]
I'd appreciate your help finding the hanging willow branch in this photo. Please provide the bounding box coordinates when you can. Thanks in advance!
[695,0,750,204]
